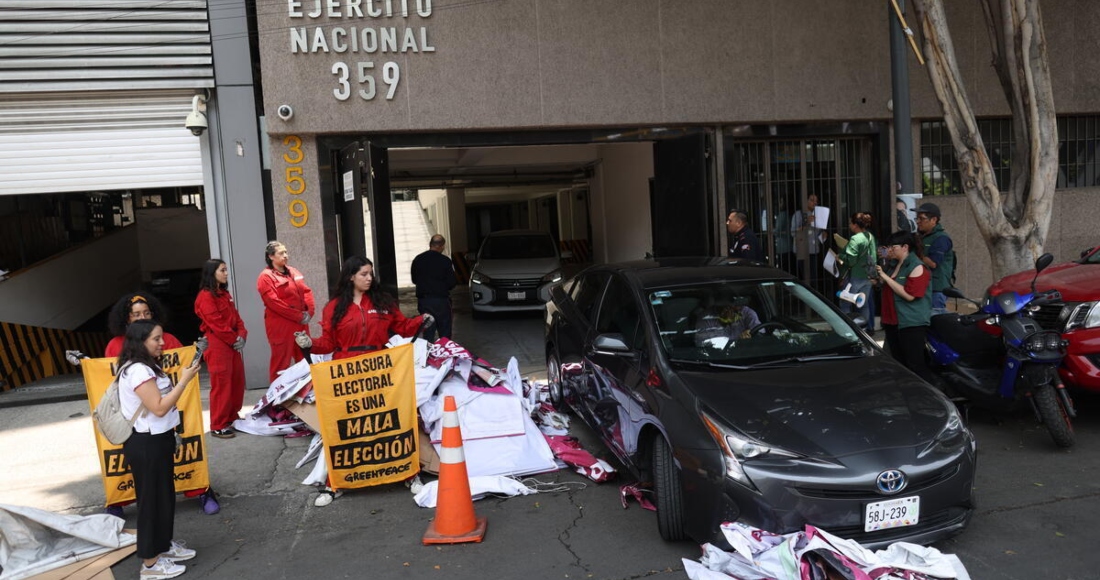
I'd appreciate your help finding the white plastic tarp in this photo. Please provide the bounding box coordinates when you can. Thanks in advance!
[0,504,135,580]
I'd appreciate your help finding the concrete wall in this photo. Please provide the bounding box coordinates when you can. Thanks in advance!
[258,0,1100,135]
[0,227,140,329]
[269,134,331,336]
[135,207,209,279]
[591,143,654,263]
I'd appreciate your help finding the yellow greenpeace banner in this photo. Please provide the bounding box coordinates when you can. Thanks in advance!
[81,346,211,506]
[310,343,419,489]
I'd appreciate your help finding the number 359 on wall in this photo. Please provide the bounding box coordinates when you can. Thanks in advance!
[283,136,308,227]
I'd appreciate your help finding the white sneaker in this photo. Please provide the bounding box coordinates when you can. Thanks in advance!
[141,557,186,579]
[406,475,424,495]
[159,539,196,562]
[314,488,343,507]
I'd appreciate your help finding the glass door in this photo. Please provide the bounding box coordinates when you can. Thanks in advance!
[726,136,872,295]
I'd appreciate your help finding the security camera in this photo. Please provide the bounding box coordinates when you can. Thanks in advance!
[185,95,208,136]
[276,105,294,121]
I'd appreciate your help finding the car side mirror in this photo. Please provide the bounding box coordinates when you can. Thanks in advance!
[592,333,632,356]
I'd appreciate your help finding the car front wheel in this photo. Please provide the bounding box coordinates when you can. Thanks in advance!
[652,436,685,541]
[546,351,564,409]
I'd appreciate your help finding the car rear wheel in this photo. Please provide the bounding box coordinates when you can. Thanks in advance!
[652,436,685,541]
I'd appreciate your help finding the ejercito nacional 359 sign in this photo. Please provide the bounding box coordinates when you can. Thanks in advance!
[286,0,435,101]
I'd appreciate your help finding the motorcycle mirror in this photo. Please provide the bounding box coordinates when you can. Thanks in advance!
[1031,253,1055,294]
[1035,253,1054,272]
[943,287,967,299]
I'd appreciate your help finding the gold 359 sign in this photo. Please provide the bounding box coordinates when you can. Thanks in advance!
[283,135,308,227]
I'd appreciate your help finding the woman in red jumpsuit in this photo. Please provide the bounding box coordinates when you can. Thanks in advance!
[68,292,221,516]
[294,256,430,506]
[256,241,314,383]
[105,293,183,357]
[195,259,248,439]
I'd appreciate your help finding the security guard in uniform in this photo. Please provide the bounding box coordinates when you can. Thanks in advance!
[727,210,763,261]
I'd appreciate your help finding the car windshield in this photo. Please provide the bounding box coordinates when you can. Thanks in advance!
[480,234,557,260]
[647,279,867,365]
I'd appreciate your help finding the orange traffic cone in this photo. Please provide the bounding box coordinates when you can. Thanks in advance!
[422,395,488,544]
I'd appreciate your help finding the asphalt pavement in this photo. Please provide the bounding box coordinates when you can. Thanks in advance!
[4,292,1100,579]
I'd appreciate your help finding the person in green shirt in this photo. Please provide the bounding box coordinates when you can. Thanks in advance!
[875,231,935,384]
[836,212,878,333]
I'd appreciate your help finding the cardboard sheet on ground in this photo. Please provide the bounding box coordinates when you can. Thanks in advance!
[80,348,210,506]
[309,343,419,489]
[0,504,136,580]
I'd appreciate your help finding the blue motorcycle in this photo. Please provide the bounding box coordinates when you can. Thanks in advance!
[926,253,1076,448]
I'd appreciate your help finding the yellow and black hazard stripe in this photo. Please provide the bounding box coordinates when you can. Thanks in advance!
[559,239,591,265]
[0,322,108,391]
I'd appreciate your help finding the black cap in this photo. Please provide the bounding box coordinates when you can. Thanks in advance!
[917,202,941,219]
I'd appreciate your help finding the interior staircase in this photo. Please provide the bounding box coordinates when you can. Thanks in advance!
[391,200,434,288]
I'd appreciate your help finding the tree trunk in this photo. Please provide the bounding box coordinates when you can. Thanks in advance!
[910,0,1058,280]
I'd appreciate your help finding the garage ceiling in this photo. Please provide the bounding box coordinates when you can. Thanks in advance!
[388,144,600,201]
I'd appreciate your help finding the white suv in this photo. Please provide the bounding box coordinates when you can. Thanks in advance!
[468,229,568,316]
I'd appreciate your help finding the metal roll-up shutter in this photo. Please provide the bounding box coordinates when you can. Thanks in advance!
[0,0,214,93]
[0,90,204,195]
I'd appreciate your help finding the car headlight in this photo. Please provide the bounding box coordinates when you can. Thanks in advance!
[541,269,563,284]
[1065,301,1100,331]
[471,270,492,286]
[700,411,798,488]
[922,401,970,456]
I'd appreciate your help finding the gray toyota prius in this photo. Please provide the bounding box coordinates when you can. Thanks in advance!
[544,258,975,548]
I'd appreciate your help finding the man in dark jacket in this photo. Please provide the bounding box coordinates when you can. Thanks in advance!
[727,210,763,261]
[411,234,457,340]
[916,202,955,315]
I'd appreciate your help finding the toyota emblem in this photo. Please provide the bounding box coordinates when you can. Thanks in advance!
[876,469,907,494]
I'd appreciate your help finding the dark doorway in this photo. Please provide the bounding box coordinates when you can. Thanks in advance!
[651,133,712,257]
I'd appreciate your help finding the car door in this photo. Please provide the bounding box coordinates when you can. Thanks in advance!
[583,274,648,462]
[553,271,608,410]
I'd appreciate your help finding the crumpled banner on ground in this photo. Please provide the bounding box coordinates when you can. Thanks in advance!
[683,522,971,580]
[245,359,313,419]
[543,435,616,482]
[233,414,303,436]
[619,483,655,511]
[0,503,136,580]
[412,475,537,508]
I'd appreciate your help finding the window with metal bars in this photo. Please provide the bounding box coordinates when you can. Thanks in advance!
[919,119,1012,195]
[920,115,1100,193]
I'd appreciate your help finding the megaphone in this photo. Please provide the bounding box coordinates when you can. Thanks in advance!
[837,283,866,308]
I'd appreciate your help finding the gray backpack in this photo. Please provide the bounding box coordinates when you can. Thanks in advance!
[93,363,145,445]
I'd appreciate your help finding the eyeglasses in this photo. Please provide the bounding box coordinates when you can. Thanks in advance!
[916,216,933,222]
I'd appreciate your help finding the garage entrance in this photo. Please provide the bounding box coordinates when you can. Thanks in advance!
[321,128,719,296]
